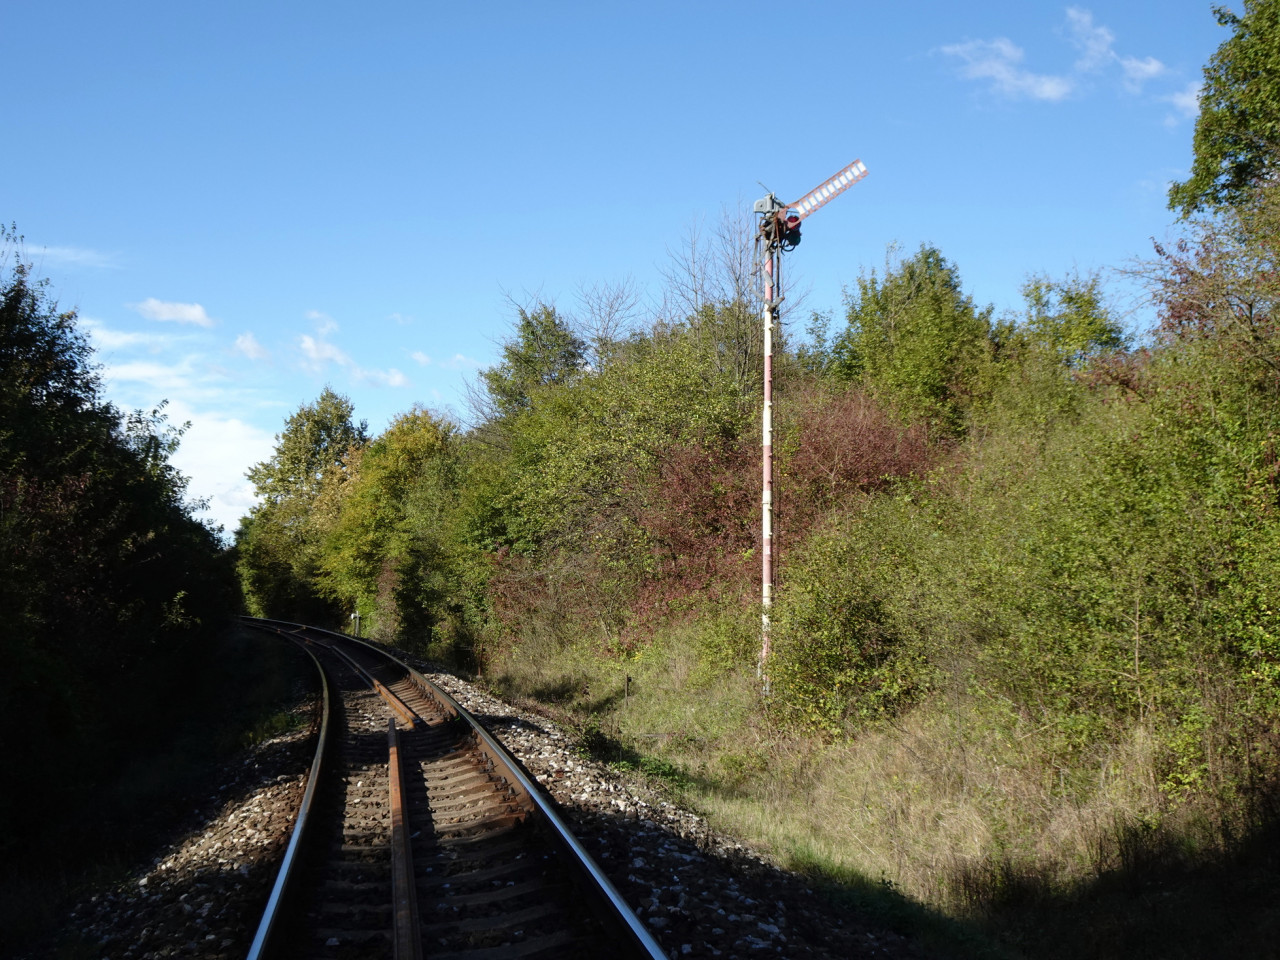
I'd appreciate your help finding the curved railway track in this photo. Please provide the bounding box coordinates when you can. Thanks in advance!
[240,617,666,960]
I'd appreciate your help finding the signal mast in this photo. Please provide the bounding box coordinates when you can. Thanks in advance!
[754,159,869,690]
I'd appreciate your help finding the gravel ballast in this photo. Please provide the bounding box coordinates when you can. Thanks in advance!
[52,656,933,960]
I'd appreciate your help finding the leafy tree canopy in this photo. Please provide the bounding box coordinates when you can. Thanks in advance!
[480,303,587,418]
[1169,0,1280,214]
[831,244,994,433]
[1017,272,1127,366]
[247,386,368,503]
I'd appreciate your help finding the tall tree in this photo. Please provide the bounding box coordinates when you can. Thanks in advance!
[237,387,366,619]
[1,228,231,851]
[831,244,994,433]
[480,304,587,418]
[247,386,368,503]
[1168,0,1280,215]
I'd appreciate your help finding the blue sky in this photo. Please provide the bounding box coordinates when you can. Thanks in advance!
[5,2,1224,533]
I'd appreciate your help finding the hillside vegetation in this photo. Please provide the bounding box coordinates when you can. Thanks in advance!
[233,184,1280,955]
[235,7,1280,953]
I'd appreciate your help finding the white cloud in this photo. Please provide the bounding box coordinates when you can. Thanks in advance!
[1065,7,1115,72]
[1165,81,1201,121]
[234,332,268,361]
[299,333,352,369]
[1121,55,1165,87]
[306,309,338,335]
[440,353,483,371]
[80,316,175,351]
[1065,8,1165,89]
[34,245,116,269]
[297,333,408,388]
[411,351,481,370]
[133,297,216,327]
[389,312,413,325]
[944,8,1165,102]
[940,38,1074,101]
[103,358,199,393]
[357,367,408,388]
[164,401,277,534]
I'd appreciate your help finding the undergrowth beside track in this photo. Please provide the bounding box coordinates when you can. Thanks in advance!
[485,624,1280,960]
[0,627,315,958]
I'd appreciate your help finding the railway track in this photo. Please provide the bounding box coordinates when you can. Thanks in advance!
[240,617,666,960]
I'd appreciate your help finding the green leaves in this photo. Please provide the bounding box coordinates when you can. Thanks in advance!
[831,244,995,436]
[479,303,587,418]
[246,386,368,503]
[237,387,368,621]
[1168,0,1280,214]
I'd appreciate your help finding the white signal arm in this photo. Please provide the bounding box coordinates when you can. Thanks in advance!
[786,158,869,221]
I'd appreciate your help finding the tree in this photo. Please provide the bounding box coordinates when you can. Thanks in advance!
[1168,0,1280,215]
[246,386,368,503]
[237,387,367,619]
[316,407,459,639]
[1,227,232,854]
[1017,272,1127,366]
[479,303,587,418]
[831,244,994,433]
[658,208,776,397]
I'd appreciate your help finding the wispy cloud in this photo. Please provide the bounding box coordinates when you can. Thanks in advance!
[299,333,351,369]
[1120,56,1165,89]
[1065,6,1166,91]
[1164,80,1201,123]
[943,7,1166,102]
[1065,7,1115,72]
[439,353,482,371]
[408,350,482,371]
[103,358,200,392]
[234,332,268,361]
[358,368,408,388]
[132,297,216,327]
[33,245,117,269]
[306,309,338,336]
[81,316,176,351]
[940,38,1074,101]
[389,312,413,326]
[297,332,408,388]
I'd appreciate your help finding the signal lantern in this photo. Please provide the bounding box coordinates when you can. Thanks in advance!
[780,212,802,250]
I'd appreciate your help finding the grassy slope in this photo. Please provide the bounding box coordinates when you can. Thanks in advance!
[486,622,1280,959]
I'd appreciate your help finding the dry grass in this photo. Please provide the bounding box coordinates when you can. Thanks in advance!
[486,624,1280,957]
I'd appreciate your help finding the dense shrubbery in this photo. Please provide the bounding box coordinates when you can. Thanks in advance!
[0,229,234,853]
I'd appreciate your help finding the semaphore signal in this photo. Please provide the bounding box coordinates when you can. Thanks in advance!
[754,158,869,692]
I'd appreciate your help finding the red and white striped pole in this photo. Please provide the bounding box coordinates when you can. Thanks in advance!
[759,241,779,691]
[753,158,867,694]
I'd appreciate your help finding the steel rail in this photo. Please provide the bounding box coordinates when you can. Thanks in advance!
[244,633,332,960]
[240,616,667,960]
[327,642,420,728]
[387,719,423,960]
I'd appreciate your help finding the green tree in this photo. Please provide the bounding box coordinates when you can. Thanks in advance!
[1017,272,1127,366]
[246,386,368,503]
[1169,0,1280,215]
[316,407,462,641]
[831,244,994,433]
[0,228,232,856]
[480,303,587,418]
[237,387,367,619]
